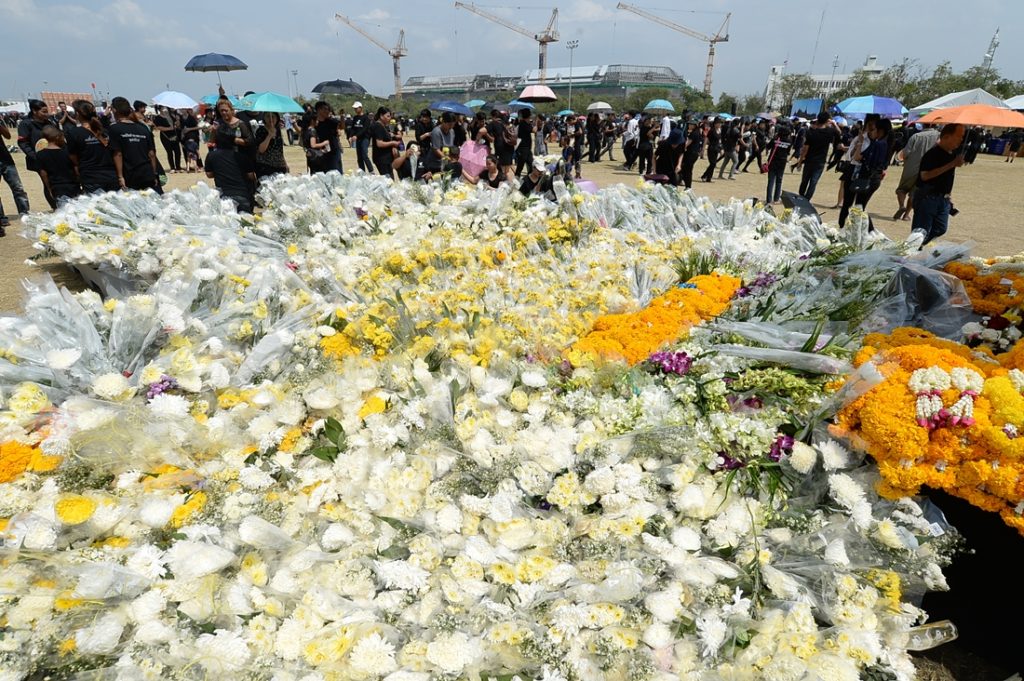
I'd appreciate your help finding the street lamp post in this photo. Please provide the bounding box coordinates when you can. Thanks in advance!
[291,70,299,99]
[828,55,840,99]
[566,40,579,113]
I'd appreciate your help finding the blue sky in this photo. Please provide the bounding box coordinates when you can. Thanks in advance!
[3,0,1020,105]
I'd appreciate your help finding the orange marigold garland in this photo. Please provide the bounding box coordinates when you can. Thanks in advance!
[834,331,1024,535]
[569,273,741,365]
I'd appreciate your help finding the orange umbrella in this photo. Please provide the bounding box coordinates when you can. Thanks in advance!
[917,103,1024,128]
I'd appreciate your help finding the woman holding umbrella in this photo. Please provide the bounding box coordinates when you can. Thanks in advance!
[255,112,289,179]
[213,97,255,168]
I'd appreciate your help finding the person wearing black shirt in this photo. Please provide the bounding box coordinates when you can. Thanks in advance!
[348,102,373,173]
[313,101,344,173]
[717,121,741,180]
[765,126,793,204]
[369,107,402,178]
[0,117,30,228]
[18,99,57,207]
[206,148,256,213]
[255,113,289,179]
[792,112,838,200]
[36,126,80,204]
[741,122,768,173]
[514,109,534,177]
[107,97,161,194]
[153,107,182,172]
[910,123,965,247]
[67,100,119,194]
[680,120,704,189]
[180,109,202,172]
[636,116,655,176]
[700,120,723,182]
[413,109,434,158]
[453,114,467,148]
[463,154,506,188]
[654,128,685,186]
[486,110,514,175]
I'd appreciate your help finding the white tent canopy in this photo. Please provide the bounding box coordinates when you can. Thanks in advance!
[0,102,29,114]
[910,88,1007,115]
[1006,94,1024,110]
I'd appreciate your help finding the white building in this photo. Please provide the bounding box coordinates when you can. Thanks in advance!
[764,56,885,110]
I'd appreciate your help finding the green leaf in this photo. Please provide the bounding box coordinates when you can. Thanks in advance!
[324,417,345,446]
[309,446,339,463]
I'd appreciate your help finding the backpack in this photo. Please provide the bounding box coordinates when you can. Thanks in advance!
[502,124,517,148]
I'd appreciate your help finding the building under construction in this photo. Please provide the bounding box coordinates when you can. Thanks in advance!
[402,64,689,100]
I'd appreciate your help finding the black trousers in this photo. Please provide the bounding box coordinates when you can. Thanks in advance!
[514,146,534,177]
[838,176,881,227]
[681,154,699,188]
[161,138,181,171]
[623,139,638,168]
[636,145,653,175]
[701,149,721,181]
[742,149,763,171]
[587,134,601,162]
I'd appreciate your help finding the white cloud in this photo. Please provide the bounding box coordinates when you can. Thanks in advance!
[569,0,617,23]
[358,9,390,22]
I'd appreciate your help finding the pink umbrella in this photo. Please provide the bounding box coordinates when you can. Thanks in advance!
[459,141,488,177]
[517,85,557,103]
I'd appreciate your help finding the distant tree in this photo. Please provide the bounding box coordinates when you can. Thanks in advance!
[714,93,739,116]
[776,74,818,113]
[739,94,766,116]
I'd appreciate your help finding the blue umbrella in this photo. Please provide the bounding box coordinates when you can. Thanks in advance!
[464,99,486,108]
[835,95,906,119]
[430,100,474,116]
[238,91,304,114]
[200,94,241,106]
[557,109,574,116]
[184,53,248,85]
[643,99,675,113]
[716,112,735,120]
[832,115,849,126]
[507,100,536,111]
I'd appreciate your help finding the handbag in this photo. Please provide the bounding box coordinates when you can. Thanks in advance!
[761,141,778,174]
[849,166,873,193]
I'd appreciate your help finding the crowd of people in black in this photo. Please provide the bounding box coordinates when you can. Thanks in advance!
[2,94,1021,230]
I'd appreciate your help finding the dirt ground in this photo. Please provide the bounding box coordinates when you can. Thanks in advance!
[2,141,1022,312]
[1,143,1022,678]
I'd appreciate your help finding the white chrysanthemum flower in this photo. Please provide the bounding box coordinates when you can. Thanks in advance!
[375,560,430,591]
[165,541,235,580]
[75,613,125,654]
[138,496,183,528]
[147,393,190,419]
[349,632,398,678]
[126,545,167,580]
[425,632,478,674]
[824,539,850,567]
[194,629,251,673]
[46,348,82,370]
[520,370,547,388]
[874,519,907,550]
[696,612,727,657]
[238,466,274,490]
[828,473,865,510]
[91,372,133,401]
[817,439,849,470]
[788,441,817,474]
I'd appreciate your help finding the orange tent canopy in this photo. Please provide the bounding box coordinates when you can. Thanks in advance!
[917,104,1024,128]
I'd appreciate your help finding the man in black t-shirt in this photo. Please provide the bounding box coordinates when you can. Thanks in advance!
[314,101,344,173]
[792,112,838,200]
[0,117,30,228]
[348,102,373,173]
[910,123,965,247]
[413,109,434,159]
[107,98,161,194]
[700,120,723,182]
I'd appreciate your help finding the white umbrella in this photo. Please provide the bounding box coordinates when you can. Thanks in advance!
[587,101,613,112]
[152,90,199,109]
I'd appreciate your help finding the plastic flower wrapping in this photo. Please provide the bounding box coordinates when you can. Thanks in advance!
[0,174,986,680]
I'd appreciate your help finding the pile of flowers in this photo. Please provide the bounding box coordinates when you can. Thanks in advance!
[0,175,963,679]
[835,326,1024,535]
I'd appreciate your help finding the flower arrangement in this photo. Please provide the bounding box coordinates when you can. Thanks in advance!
[0,175,961,680]
[834,328,1024,535]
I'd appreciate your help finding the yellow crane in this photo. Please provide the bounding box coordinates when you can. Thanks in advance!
[454,2,559,84]
[616,2,730,96]
[334,12,408,100]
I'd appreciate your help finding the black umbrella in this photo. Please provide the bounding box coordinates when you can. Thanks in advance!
[311,79,367,96]
[184,53,248,85]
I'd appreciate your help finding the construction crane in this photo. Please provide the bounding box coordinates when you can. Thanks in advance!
[616,3,730,96]
[454,2,559,84]
[334,12,408,99]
